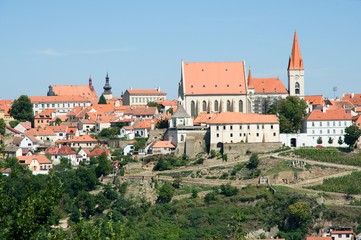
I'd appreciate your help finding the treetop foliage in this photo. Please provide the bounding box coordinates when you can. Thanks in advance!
[9,95,34,122]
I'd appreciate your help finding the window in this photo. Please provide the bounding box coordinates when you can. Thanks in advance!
[214,100,219,112]
[223,126,226,130]
[191,101,196,117]
[273,132,276,136]
[327,129,330,134]
[247,125,250,130]
[239,100,243,112]
[216,133,219,137]
[271,125,273,129]
[333,121,336,126]
[312,130,315,134]
[216,126,219,130]
[202,101,207,112]
[339,121,341,126]
[230,133,233,137]
[327,121,330,126]
[333,129,336,133]
[320,130,322,134]
[230,125,233,130]
[262,125,264,129]
[256,133,259,137]
[239,125,242,130]
[320,122,322,126]
[227,100,232,112]
[295,82,300,94]
[257,125,259,129]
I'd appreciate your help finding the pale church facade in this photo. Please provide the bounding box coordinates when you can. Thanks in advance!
[178,32,304,117]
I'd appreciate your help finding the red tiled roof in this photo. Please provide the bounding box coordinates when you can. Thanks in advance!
[18,154,51,165]
[342,93,361,106]
[288,32,304,70]
[193,113,217,125]
[71,135,98,142]
[26,127,56,136]
[305,109,352,121]
[183,61,246,95]
[50,85,97,98]
[46,145,76,155]
[207,112,278,124]
[306,237,332,240]
[124,106,157,116]
[29,96,91,103]
[0,105,11,115]
[248,77,287,94]
[152,140,175,149]
[304,95,324,105]
[331,231,354,235]
[0,99,12,105]
[88,148,109,157]
[133,119,153,129]
[47,125,67,133]
[126,89,166,95]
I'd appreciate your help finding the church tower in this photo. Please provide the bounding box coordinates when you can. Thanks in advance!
[288,32,304,97]
[102,73,113,100]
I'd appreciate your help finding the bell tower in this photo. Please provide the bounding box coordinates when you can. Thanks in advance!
[102,73,113,100]
[288,32,304,97]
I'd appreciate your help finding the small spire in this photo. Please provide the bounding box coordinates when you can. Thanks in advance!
[247,69,254,88]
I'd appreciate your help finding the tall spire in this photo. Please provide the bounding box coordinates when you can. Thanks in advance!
[288,31,304,70]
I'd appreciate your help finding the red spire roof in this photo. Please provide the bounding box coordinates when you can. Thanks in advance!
[288,32,304,70]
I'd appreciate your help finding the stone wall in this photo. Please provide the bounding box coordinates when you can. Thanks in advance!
[174,131,209,158]
[213,142,282,159]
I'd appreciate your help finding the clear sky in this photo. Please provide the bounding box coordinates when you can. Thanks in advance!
[0,0,360,100]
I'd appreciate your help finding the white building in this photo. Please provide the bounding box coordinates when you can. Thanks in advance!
[207,112,280,149]
[152,141,175,155]
[30,96,92,115]
[122,88,166,106]
[18,155,52,175]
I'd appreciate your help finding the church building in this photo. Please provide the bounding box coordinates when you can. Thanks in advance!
[178,32,304,117]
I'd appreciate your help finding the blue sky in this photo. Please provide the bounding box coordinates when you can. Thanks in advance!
[0,0,360,100]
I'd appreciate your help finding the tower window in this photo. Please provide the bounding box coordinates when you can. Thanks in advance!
[295,82,300,94]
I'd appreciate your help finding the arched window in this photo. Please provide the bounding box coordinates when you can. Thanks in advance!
[227,100,232,112]
[239,100,243,112]
[191,101,196,117]
[214,100,219,112]
[202,100,207,112]
[295,82,300,95]
[180,135,184,141]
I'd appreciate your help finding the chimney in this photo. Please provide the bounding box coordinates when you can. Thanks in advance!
[151,120,155,130]
[352,93,354,98]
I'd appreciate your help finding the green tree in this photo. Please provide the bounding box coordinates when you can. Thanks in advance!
[287,201,311,229]
[9,120,19,128]
[9,95,34,122]
[344,125,361,148]
[338,136,344,145]
[317,137,323,145]
[220,183,238,197]
[147,101,162,112]
[0,118,6,135]
[95,152,112,177]
[156,119,169,129]
[268,96,307,133]
[328,137,333,144]
[166,107,174,115]
[98,94,107,104]
[156,182,175,204]
[247,153,259,169]
[55,117,62,126]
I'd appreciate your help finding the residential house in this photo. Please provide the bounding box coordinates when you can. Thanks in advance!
[152,140,175,155]
[47,125,68,140]
[123,106,158,119]
[26,127,58,147]
[57,134,98,149]
[122,88,167,106]
[329,230,354,240]
[133,119,154,138]
[120,125,135,140]
[78,119,96,134]
[34,108,56,128]
[88,148,110,160]
[155,99,178,114]
[77,148,91,163]
[14,122,32,133]
[12,134,39,152]
[3,145,22,158]
[45,145,78,166]
[18,154,52,175]
[304,95,324,113]
[5,126,22,136]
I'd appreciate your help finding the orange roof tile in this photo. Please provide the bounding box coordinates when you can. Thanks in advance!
[71,135,98,142]
[342,93,361,106]
[88,148,109,157]
[305,109,352,121]
[354,107,361,112]
[207,112,278,124]
[47,125,68,133]
[35,109,56,118]
[51,85,97,98]
[46,145,76,155]
[0,105,11,115]
[124,106,157,116]
[152,140,175,149]
[248,77,287,94]
[326,99,354,110]
[18,154,51,165]
[155,100,178,107]
[0,99,12,105]
[306,237,332,240]
[193,113,217,125]
[304,95,324,105]
[288,32,304,70]
[29,96,91,103]
[126,89,166,95]
[331,231,353,234]
[26,127,56,136]
[183,61,246,95]
[92,103,115,113]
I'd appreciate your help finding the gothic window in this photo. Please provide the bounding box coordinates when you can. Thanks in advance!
[214,100,219,112]
[295,82,300,95]
[202,100,207,112]
[239,100,243,112]
[191,101,196,117]
[227,100,232,112]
